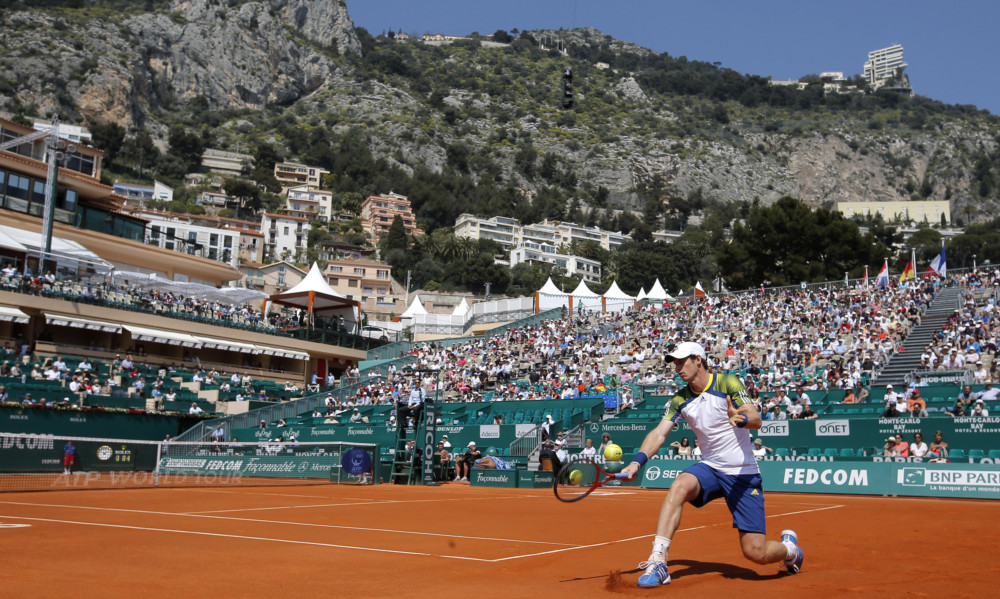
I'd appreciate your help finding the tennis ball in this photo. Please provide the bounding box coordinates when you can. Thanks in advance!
[568,469,583,485]
[603,443,622,462]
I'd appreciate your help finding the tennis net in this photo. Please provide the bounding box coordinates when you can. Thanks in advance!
[0,432,380,493]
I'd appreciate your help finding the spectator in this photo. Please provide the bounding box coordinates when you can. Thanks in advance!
[597,432,613,455]
[894,434,910,457]
[455,442,481,482]
[883,436,901,458]
[970,400,990,418]
[907,390,928,418]
[977,382,999,402]
[189,402,203,414]
[580,438,597,457]
[435,442,452,481]
[882,385,902,417]
[927,431,949,459]
[910,433,928,458]
[539,440,563,475]
[669,437,692,456]
[751,438,774,459]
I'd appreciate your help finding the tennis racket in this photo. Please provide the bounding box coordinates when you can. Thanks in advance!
[553,458,631,502]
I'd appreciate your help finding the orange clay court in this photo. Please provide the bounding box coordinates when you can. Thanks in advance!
[1,483,998,598]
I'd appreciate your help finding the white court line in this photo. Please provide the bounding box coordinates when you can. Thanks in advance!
[188,494,534,514]
[0,515,493,561]
[0,501,845,563]
[0,501,574,546]
[490,503,846,562]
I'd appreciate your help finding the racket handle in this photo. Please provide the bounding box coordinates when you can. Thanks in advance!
[613,472,631,480]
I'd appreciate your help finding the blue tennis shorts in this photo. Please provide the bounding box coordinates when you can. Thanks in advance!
[683,462,766,534]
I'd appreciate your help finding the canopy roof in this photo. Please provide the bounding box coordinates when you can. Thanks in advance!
[537,277,565,296]
[645,279,674,301]
[452,298,471,316]
[266,262,359,325]
[401,295,428,317]
[603,280,633,300]
[568,279,599,297]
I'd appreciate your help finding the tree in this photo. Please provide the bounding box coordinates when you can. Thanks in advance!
[88,121,125,165]
[167,125,206,172]
[381,215,409,253]
[224,178,261,218]
[719,196,883,288]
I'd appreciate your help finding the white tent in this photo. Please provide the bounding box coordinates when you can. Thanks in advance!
[635,287,647,302]
[536,277,569,312]
[569,279,602,311]
[645,278,675,301]
[401,295,428,317]
[265,262,360,330]
[452,298,471,316]
[603,280,635,313]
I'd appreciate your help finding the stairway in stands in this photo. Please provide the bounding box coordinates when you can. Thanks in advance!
[873,285,964,389]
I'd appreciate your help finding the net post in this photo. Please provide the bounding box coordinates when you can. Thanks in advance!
[154,441,162,488]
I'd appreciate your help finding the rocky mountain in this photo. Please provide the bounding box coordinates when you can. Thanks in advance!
[0,0,358,127]
[1,1,998,224]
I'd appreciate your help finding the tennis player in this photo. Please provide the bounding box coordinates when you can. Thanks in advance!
[621,342,803,587]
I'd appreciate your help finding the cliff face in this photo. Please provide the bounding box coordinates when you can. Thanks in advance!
[0,0,359,127]
[0,7,996,219]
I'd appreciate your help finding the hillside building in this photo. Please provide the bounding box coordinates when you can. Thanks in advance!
[837,200,950,225]
[360,192,423,243]
[864,44,906,88]
[273,162,329,188]
[455,213,630,252]
[261,212,311,263]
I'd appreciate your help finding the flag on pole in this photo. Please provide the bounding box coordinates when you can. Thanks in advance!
[899,259,914,282]
[927,240,947,277]
[694,281,706,299]
[863,265,869,288]
[874,260,889,288]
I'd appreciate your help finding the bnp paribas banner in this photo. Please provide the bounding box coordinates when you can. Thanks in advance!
[641,460,1000,499]
[158,454,339,478]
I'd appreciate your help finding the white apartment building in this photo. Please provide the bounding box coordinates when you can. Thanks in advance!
[274,162,329,188]
[510,243,602,283]
[455,213,630,252]
[261,212,311,263]
[864,44,906,87]
[140,212,239,267]
[286,185,333,222]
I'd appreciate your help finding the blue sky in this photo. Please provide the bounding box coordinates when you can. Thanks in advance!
[347,0,1000,115]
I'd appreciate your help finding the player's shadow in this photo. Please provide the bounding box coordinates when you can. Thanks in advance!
[667,558,786,582]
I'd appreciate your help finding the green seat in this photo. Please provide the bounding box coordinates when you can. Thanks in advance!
[949,449,965,459]
[988,449,1000,459]
[839,448,855,458]
[823,448,838,457]
[775,448,790,457]
[968,449,985,459]
[807,447,823,456]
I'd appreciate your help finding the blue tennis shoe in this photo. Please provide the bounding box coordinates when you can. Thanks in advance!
[781,529,804,574]
[637,560,671,587]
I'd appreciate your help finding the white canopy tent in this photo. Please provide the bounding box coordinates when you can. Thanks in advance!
[568,279,603,311]
[645,278,675,302]
[264,262,360,331]
[535,277,569,312]
[602,280,635,313]
[452,298,471,316]
[635,287,647,302]
[401,295,428,317]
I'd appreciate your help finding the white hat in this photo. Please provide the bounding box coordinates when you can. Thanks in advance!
[666,342,706,362]
[468,441,476,447]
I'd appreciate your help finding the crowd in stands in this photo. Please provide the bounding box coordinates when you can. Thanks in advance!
[1,267,309,333]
